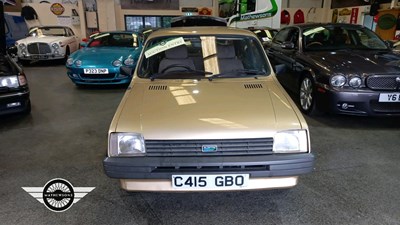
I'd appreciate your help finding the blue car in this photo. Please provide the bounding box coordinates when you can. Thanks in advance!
[66,31,142,86]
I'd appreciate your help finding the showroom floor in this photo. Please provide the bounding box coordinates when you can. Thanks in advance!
[1,62,400,225]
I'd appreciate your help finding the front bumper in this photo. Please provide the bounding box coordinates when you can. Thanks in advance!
[0,89,30,116]
[66,66,133,85]
[103,153,315,191]
[19,54,64,61]
[316,87,400,116]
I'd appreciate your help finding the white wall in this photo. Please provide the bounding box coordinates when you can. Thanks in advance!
[21,2,83,40]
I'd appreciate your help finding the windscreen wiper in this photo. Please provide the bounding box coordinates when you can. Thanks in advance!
[207,69,266,81]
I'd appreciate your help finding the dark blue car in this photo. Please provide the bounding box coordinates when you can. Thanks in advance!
[66,31,142,86]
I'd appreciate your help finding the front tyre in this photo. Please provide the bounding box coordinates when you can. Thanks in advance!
[299,75,321,116]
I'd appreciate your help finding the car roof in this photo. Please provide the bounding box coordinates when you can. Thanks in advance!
[171,15,228,27]
[147,26,256,40]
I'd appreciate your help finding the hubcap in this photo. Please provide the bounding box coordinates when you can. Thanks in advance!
[300,78,313,111]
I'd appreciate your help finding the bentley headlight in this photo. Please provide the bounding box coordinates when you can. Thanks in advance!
[66,58,74,66]
[349,76,362,88]
[330,75,346,87]
[75,60,82,67]
[124,57,134,66]
[109,132,145,156]
[113,60,122,67]
[18,43,26,50]
[273,130,308,153]
[52,43,60,49]
[0,76,19,88]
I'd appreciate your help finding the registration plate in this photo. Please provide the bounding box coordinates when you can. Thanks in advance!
[379,93,400,102]
[172,174,249,190]
[84,68,109,74]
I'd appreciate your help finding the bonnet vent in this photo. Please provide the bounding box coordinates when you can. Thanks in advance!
[244,84,263,89]
[148,85,167,90]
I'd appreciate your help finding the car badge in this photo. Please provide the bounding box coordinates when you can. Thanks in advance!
[202,145,218,152]
[396,77,400,83]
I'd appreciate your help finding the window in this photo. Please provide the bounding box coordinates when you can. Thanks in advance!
[125,16,175,32]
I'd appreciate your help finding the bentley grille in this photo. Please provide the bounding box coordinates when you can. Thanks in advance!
[366,75,400,91]
[145,138,274,157]
[27,43,51,54]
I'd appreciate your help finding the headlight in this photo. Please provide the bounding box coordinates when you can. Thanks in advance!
[113,60,122,67]
[52,43,60,49]
[0,76,19,88]
[124,57,134,66]
[66,58,74,66]
[273,130,308,153]
[109,132,145,156]
[349,76,362,88]
[330,75,346,87]
[75,60,82,67]
[18,43,26,50]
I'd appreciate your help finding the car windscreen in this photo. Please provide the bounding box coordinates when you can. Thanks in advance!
[303,26,388,51]
[29,27,66,36]
[137,35,271,79]
[87,33,137,48]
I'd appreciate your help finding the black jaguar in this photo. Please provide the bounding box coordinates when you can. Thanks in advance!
[267,23,400,116]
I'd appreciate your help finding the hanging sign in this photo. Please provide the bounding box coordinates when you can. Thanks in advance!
[350,8,359,24]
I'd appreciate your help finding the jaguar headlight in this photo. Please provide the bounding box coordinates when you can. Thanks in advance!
[330,75,346,87]
[0,76,19,88]
[109,132,145,156]
[113,59,122,67]
[52,43,60,49]
[124,57,134,66]
[66,58,74,66]
[349,76,362,88]
[273,130,308,153]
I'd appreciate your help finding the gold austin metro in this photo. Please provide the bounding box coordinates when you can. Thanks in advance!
[103,27,314,192]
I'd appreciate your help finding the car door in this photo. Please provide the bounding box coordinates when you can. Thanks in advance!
[267,27,300,92]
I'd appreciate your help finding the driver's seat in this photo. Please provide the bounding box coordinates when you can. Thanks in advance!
[158,45,195,73]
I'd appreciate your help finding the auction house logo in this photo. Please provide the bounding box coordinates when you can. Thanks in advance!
[22,178,95,212]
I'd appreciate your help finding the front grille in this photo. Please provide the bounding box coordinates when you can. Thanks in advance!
[370,100,400,113]
[145,138,274,157]
[27,43,51,54]
[366,75,400,91]
[80,73,116,79]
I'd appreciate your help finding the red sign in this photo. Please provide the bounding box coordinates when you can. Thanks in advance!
[350,8,359,24]
[50,3,65,16]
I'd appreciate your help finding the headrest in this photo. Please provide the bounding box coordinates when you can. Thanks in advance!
[165,45,188,59]
[217,44,236,59]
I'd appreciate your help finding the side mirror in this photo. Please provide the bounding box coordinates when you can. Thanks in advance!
[281,42,295,49]
[79,42,88,48]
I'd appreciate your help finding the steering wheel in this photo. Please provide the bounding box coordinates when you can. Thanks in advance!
[306,42,323,48]
[161,64,193,73]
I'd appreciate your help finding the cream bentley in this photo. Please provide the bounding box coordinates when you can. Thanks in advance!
[103,26,315,192]
[15,26,79,65]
